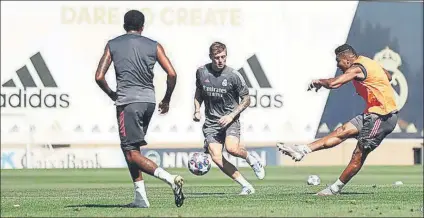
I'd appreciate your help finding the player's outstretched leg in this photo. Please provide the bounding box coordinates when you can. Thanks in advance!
[316,112,397,196]
[124,148,185,207]
[277,122,359,161]
[208,143,255,195]
[316,144,370,196]
[225,136,265,180]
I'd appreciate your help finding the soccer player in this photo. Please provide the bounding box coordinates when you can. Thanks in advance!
[277,44,398,196]
[193,42,266,195]
[95,10,184,207]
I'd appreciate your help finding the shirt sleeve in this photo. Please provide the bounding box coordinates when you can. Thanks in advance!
[232,71,249,97]
[196,68,202,89]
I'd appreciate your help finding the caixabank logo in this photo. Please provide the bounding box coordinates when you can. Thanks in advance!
[238,54,283,109]
[1,52,70,109]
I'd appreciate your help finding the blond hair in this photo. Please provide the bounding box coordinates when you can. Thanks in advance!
[209,42,227,55]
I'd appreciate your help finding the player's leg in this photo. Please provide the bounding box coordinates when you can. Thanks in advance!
[224,121,265,179]
[316,112,398,196]
[117,104,149,207]
[121,147,145,207]
[277,115,362,161]
[119,103,184,207]
[316,143,369,196]
[206,134,255,195]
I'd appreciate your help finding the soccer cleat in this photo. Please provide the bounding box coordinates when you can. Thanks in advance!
[124,198,150,208]
[276,143,305,162]
[125,188,150,208]
[172,175,185,207]
[251,161,265,180]
[239,185,255,195]
[124,202,149,208]
[315,187,340,196]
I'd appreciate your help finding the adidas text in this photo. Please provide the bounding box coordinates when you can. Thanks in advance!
[1,89,70,109]
[249,89,283,108]
[238,54,283,109]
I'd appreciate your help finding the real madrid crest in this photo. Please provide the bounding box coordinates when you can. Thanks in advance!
[374,47,408,110]
[222,79,228,87]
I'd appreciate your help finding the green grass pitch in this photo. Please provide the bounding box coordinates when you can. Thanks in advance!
[1,166,423,217]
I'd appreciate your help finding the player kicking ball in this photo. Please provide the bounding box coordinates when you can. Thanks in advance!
[277,44,398,196]
[193,42,265,195]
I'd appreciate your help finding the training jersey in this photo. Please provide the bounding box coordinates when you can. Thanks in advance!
[352,55,398,115]
[108,33,158,106]
[196,64,249,128]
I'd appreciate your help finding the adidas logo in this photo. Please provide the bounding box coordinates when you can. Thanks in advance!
[1,52,70,109]
[238,55,283,108]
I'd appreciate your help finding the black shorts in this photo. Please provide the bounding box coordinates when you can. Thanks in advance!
[349,111,398,151]
[202,119,240,153]
[116,102,155,151]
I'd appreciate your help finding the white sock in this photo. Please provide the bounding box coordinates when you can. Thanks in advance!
[299,144,312,154]
[330,179,345,192]
[234,175,251,187]
[134,180,147,194]
[245,152,258,166]
[153,167,174,186]
[133,180,148,204]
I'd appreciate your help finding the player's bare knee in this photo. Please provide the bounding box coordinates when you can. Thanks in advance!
[335,126,346,136]
[226,146,239,156]
[336,125,353,139]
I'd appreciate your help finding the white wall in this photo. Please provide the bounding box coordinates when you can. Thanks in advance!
[1,1,359,145]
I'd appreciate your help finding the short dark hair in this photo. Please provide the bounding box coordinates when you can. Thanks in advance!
[209,42,226,55]
[124,10,145,32]
[335,44,357,57]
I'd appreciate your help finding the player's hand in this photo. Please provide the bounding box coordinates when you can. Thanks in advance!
[307,80,322,92]
[108,91,117,101]
[218,115,234,127]
[193,111,201,122]
[158,100,170,115]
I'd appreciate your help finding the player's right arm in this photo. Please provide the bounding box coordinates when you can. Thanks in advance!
[193,69,203,122]
[308,66,363,91]
[156,43,177,114]
[95,44,116,101]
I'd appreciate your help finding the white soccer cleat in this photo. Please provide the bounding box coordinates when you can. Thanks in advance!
[315,187,340,196]
[125,187,150,208]
[126,192,150,208]
[251,161,265,180]
[125,200,150,208]
[171,175,185,207]
[276,143,305,162]
[239,185,255,195]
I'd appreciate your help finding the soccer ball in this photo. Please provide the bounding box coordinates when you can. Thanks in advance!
[188,152,211,176]
[307,175,321,186]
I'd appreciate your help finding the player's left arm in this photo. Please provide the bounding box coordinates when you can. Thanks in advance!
[228,95,250,119]
[218,72,250,127]
[228,73,250,119]
[312,66,363,90]
[95,44,116,101]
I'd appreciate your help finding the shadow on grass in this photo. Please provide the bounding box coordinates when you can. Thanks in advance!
[66,204,133,208]
[304,192,373,195]
[187,192,227,196]
[186,192,231,198]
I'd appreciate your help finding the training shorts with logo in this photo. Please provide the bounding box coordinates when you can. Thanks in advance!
[116,102,156,151]
[349,111,398,151]
[202,119,240,153]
